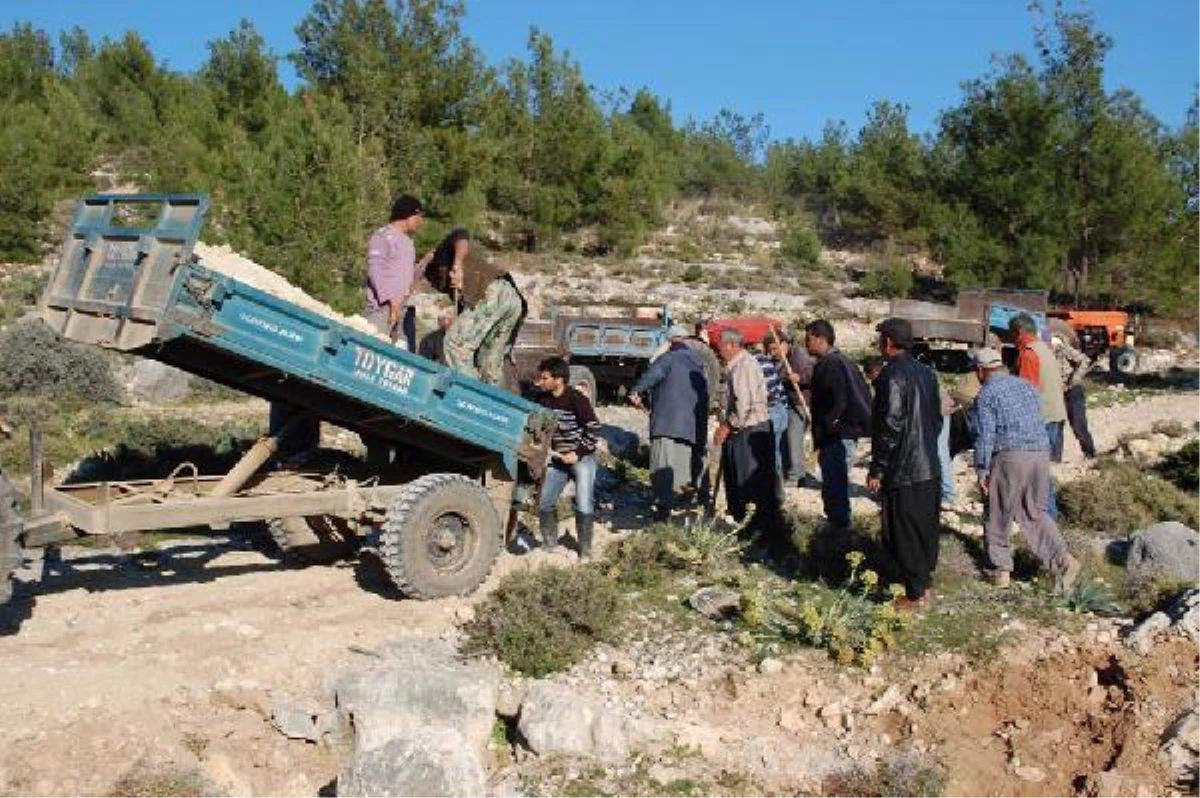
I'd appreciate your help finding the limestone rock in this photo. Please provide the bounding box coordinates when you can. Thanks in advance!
[517,681,663,762]
[1160,707,1199,790]
[1126,523,1199,583]
[127,360,191,403]
[271,696,340,743]
[338,725,486,797]
[1126,589,1200,653]
[688,586,742,620]
[331,639,500,758]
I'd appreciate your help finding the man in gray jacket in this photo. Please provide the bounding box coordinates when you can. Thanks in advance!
[630,325,709,520]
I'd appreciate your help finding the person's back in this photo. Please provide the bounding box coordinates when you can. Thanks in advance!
[1026,338,1067,423]
[976,372,1048,454]
[810,348,871,447]
[871,352,940,489]
[635,344,707,444]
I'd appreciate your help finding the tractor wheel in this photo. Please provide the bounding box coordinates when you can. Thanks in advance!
[568,365,598,406]
[0,470,23,605]
[379,473,501,599]
[1110,346,1138,376]
[268,515,358,565]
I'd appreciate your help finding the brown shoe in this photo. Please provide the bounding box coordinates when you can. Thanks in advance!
[989,570,1011,588]
[894,591,931,612]
[1056,554,1082,594]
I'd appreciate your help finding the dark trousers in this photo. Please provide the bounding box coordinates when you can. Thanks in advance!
[1065,385,1096,458]
[881,479,940,600]
[722,422,782,539]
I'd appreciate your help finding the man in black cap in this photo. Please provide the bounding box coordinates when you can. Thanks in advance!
[365,194,424,351]
[866,317,942,611]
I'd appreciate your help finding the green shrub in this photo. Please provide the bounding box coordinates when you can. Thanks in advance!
[681,263,704,283]
[860,254,914,299]
[0,321,120,402]
[462,566,622,677]
[66,416,261,484]
[0,268,46,327]
[1158,440,1199,492]
[604,524,689,588]
[779,215,822,266]
[1059,461,1199,532]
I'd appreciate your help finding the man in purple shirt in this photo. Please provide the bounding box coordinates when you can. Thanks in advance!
[365,194,424,351]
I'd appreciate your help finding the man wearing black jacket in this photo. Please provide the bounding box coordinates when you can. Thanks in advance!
[867,318,942,611]
[805,319,872,532]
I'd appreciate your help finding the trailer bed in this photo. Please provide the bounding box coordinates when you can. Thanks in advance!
[38,194,553,480]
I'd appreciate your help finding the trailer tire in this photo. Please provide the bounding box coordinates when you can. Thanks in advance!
[568,365,598,406]
[268,515,357,564]
[380,473,501,599]
[1110,346,1138,376]
[0,471,22,605]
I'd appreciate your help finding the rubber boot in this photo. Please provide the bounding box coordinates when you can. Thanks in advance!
[575,512,594,560]
[539,510,559,551]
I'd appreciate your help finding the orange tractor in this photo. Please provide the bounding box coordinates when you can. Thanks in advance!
[1046,308,1139,375]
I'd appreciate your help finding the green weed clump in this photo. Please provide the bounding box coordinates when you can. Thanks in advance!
[604,518,747,588]
[462,566,622,677]
[1059,460,1199,532]
[1157,440,1199,492]
[604,524,689,588]
[739,551,911,668]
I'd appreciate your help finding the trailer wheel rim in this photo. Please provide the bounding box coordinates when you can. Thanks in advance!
[424,512,476,572]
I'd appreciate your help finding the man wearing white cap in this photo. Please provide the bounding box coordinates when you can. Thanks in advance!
[630,325,709,520]
[972,347,1081,591]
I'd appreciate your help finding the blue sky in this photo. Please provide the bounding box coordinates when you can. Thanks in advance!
[3,1,1196,142]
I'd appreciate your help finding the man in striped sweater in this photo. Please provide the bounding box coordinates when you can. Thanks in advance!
[535,357,602,559]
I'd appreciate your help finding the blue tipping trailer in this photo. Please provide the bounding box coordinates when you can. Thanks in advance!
[28,193,556,599]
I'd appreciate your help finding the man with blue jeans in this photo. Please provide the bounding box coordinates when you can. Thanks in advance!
[753,344,790,476]
[937,385,959,508]
[535,357,601,559]
[805,319,872,532]
[766,331,816,487]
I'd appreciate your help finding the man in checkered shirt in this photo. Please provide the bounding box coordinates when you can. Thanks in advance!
[972,348,1081,591]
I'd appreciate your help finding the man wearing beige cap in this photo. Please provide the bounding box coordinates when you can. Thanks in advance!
[972,347,1081,591]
